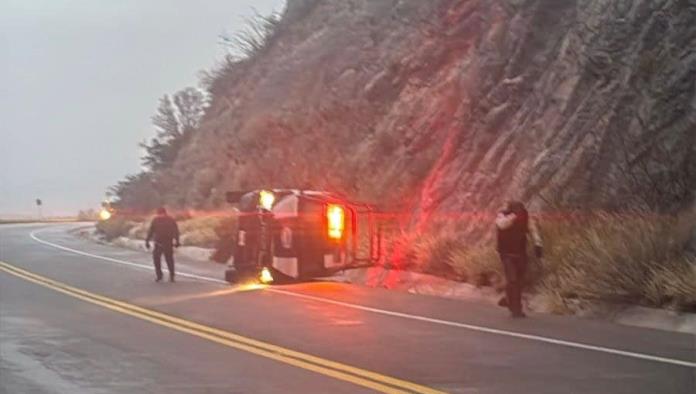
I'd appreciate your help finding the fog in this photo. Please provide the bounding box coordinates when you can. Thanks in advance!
[1,0,284,217]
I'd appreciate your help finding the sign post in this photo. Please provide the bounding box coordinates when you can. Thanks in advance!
[35,198,43,220]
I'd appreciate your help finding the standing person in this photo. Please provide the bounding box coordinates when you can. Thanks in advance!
[145,207,180,282]
[495,201,542,318]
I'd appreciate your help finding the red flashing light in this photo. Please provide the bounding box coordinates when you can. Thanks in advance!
[326,204,345,240]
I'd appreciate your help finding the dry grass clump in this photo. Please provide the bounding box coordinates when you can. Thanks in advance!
[393,222,502,284]
[537,211,696,312]
[128,222,149,239]
[95,216,136,241]
[120,215,233,249]
[219,9,281,60]
[447,244,504,288]
[177,216,224,247]
[409,233,461,279]
[394,210,696,312]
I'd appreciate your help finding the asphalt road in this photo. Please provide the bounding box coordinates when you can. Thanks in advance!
[1,223,694,393]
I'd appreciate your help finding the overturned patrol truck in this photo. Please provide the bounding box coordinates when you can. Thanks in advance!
[224,189,381,284]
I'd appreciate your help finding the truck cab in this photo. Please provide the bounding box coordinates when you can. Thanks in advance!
[224,189,380,284]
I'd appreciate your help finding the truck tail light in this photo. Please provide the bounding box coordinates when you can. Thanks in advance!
[326,204,345,240]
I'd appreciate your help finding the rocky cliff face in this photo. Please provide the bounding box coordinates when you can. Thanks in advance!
[159,0,695,233]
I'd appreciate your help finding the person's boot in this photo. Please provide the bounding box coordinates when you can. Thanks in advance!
[169,275,175,283]
[497,297,508,307]
[511,311,527,318]
[155,275,163,282]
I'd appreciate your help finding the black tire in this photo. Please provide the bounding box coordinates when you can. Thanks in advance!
[224,268,258,284]
[224,268,239,284]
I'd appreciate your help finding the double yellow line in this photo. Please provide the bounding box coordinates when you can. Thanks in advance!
[0,261,445,394]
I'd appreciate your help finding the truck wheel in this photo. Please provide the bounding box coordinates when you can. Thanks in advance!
[225,267,260,284]
[224,268,239,284]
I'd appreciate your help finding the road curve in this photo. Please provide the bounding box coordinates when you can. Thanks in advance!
[1,223,694,393]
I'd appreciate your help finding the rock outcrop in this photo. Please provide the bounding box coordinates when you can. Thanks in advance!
[157,0,696,233]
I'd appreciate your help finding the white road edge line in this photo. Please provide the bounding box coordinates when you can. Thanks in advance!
[30,227,227,285]
[27,225,696,369]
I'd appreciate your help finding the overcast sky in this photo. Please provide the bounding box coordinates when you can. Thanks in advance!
[1,0,284,217]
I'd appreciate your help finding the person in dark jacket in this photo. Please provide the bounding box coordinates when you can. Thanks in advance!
[145,207,180,282]
[495,201,542,318]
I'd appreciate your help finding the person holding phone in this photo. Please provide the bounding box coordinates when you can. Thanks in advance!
[495,201,542,318]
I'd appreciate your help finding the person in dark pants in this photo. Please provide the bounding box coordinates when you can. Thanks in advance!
[145,207,180,282]
[495,201,542,318]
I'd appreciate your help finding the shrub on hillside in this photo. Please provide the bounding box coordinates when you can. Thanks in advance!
[128,222,149,240]
[447,244,503,288]
[536,211,696,312]
[406,210,696,312]
[178,216,225,248]
[219,9,281,60]
[95,216,135,241]
[77,209,98,221]
[409,233,462,279]
[123,215,227,249]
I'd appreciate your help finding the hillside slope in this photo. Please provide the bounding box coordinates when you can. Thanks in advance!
[142,0,696,228]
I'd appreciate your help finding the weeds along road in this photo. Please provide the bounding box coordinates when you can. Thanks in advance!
[1,223,694,393]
